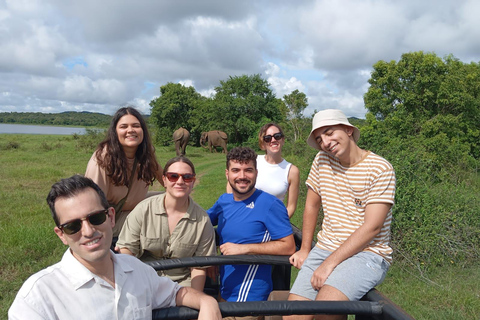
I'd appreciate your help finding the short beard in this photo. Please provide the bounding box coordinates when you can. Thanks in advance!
[229,179,255,196]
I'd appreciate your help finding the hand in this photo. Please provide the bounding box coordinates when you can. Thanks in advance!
[310,263,335,291]
[219,242,247,255]
[114,246,121,253]
[289,249,309,269]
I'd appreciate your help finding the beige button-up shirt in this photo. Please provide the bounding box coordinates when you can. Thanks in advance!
[117,193,216,285]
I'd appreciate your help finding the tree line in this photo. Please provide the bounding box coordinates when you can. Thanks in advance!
[149,74,309,147]
[0,111,112,127]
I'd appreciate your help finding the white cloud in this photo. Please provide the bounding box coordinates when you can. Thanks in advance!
[1,0,480,119]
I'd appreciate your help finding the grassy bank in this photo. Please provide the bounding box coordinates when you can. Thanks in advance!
[1,134,479,319]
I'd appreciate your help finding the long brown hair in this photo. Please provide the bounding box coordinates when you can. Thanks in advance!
[94,106,160,186]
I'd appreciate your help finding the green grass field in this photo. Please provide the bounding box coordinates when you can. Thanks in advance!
[1,134,479,319]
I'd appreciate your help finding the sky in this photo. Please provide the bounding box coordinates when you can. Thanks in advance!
[1,0,480,119]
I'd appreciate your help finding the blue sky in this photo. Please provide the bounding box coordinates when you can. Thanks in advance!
[1,0,480,118]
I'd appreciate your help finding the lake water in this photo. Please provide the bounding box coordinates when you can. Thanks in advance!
[0,123,87,135]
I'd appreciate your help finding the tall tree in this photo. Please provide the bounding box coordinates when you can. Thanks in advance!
[210,74,286,144]
[150,83,203,145]
[283,89,308,141]
[363,51,480,160]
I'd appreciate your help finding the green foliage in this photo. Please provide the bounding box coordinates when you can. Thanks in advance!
[363,51,480,267]
[150,83,204,145]
[283,89,308,142]
[0,141,20,150]
[150,75,288,147]
[210,74,286,144]
[0,111,111,127]
[74,128,106,152]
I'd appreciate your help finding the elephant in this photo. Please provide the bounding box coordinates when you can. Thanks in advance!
[200,130,228,153]
[173,127,190,156]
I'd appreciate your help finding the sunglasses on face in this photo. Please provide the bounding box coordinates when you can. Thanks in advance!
[58,209,109,235]
[263,132,284,143]
[165,172,196,183]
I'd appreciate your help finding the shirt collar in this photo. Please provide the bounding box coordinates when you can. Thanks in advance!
[156,193,196,221]
[59,249,134,290]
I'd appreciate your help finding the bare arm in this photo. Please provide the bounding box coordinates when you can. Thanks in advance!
[190,268,207,292]
[175,286,221,320]
[310,202,391,290]
[285,164,300,218]
[289,187,321,269]
[220,234,295,256]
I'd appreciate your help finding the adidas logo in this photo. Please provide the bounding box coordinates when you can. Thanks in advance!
[246,202,255,209]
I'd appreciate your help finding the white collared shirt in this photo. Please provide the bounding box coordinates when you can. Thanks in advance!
[8,249,181,320]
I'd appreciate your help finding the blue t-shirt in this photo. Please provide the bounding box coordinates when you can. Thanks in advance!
[208,189,292,302]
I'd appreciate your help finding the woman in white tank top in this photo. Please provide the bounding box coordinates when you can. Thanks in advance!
[255,123,300,218]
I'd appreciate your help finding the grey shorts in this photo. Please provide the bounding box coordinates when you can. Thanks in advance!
[290,247,389,301]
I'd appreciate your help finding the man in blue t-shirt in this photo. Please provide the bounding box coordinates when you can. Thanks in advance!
[208,147,295,305]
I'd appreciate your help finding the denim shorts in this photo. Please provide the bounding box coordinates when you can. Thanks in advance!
[290,247,389,301]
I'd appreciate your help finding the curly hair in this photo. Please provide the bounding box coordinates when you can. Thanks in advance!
[94,106,160,186]
[226,147,257,169]
[258,122,284,150]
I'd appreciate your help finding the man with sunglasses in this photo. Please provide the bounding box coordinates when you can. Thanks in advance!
[208,147,295,314]
[8,175,221,320]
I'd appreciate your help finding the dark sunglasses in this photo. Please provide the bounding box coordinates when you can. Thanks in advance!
[263,132,284,143]
[59,209,109,235]
[165,172,196,183]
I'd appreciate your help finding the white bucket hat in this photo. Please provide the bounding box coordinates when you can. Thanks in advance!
[307,109,360,150]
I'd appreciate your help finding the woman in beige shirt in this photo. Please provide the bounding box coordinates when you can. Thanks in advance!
[85,106,164,239]
[116,156,216,291]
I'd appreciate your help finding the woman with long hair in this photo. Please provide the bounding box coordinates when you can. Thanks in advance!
[116,156,216,292]
[256,123,300,218]
[85,106,164,238]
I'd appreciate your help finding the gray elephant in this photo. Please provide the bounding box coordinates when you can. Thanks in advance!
[200,130,228,153]
[173,127,190,156]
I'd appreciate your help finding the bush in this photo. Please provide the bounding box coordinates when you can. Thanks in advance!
[74,129,106,152]
[1,141,20,150]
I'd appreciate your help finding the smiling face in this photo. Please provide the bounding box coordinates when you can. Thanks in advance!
[261,125,285,155]
[313,124,354,160]
[54,188,115,270]
[226,159,257,201]
[116,114,144,153]
[163,161,195,199]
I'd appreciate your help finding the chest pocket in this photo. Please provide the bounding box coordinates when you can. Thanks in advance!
[170,241,197,258]
[140,236,167,259]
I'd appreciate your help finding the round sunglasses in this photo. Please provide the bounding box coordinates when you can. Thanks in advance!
[263,132,284,143]
[58,209,109,235]
[165,172,196,183]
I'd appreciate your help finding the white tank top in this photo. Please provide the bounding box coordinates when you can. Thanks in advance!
[255,154,291,201]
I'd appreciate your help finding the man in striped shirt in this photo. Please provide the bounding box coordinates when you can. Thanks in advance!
[208,147,295,317]
[285,109,396,320]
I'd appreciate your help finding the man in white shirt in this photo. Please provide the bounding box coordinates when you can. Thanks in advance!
[8,174,221,320]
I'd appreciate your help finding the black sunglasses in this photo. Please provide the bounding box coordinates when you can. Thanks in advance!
[263,132,284,143]
[59,209,109,235]
[165,172,196,183]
